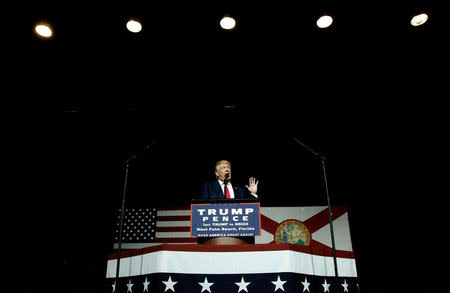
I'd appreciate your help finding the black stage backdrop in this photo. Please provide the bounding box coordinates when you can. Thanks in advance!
[10,2,449,293]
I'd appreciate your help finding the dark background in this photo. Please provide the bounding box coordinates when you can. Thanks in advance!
[10,1,448,292]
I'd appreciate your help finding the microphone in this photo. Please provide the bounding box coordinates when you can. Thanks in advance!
[293,136,326,161]
[224,172,230,183]
[125,139,158,164]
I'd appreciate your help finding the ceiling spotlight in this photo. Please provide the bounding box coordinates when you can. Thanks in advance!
[410,13,428,26]
[316,15,333,29]
[126,19,142,33]
[34,22,53,39]
[220,16,236,30]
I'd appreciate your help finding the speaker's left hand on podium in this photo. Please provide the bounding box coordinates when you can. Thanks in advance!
[245,177,259,196]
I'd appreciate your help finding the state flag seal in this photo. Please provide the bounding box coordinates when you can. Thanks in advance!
[275,219,311,245]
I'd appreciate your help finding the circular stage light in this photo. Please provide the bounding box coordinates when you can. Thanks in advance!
[410,13,428,26]
[220,16,236,30]
[126,19,143,33]
[316,15,333,29]
[34,22,53,39]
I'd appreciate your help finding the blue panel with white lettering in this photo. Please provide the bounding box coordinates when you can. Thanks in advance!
[191,203,261,237]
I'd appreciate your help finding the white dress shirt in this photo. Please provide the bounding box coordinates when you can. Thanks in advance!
[217,179,258,198]
[218,179,235,198]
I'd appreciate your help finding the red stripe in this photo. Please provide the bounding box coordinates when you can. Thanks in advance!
[303,206,348,234]
[156,226,190,232]
[158,207,190,211]
[309,239,355,258]
[108,243,355,259]
[260,214,280,235]
[109,249,145,259]
[155,237,197,243]
[157,216,191,221]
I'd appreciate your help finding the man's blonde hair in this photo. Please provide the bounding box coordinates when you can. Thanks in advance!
[215,160,231,171]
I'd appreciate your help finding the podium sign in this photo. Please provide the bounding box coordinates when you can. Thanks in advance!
[191,202,261,237]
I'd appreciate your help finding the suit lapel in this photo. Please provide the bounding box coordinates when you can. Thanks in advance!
[214,181,225,198]
[233,185,242,198]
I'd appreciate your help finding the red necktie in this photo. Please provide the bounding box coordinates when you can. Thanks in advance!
[224,183,231,198]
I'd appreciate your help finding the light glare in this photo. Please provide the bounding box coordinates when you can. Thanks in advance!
[126,19,142,33]
[316,15,333,29]
[34,23,53,38]
[410,13,428,26]
[220,16,236,30]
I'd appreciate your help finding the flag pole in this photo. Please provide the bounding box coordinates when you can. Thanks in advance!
[293,137,340,291]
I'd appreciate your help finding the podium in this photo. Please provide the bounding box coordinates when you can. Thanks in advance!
[190,198,260,245]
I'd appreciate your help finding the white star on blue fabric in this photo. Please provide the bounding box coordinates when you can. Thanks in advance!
[143,277,150,292]
[235,276,251,293]
[341,279,349,292]
[271,275,287,292]
[301,277,310,292]
[126,279,134,293]
[198,277,214,293]
[162,276,178,292]
[322,279,330,292]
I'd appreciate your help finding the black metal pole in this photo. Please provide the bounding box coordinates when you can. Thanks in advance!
[321,158,340,292]
[115,160,132,283]
[293,137,339,291]
[114,140,157,285]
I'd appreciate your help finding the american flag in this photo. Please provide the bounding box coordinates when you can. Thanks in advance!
[114,208,159,243]
[114,207,195,246]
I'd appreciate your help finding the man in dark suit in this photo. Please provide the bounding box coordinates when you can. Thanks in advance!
[200,160,258,199]
[198,160,259,244]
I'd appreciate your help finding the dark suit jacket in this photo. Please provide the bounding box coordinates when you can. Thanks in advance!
[200,180,249,199]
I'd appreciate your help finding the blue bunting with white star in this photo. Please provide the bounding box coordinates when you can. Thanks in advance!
[110,273,358,293]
